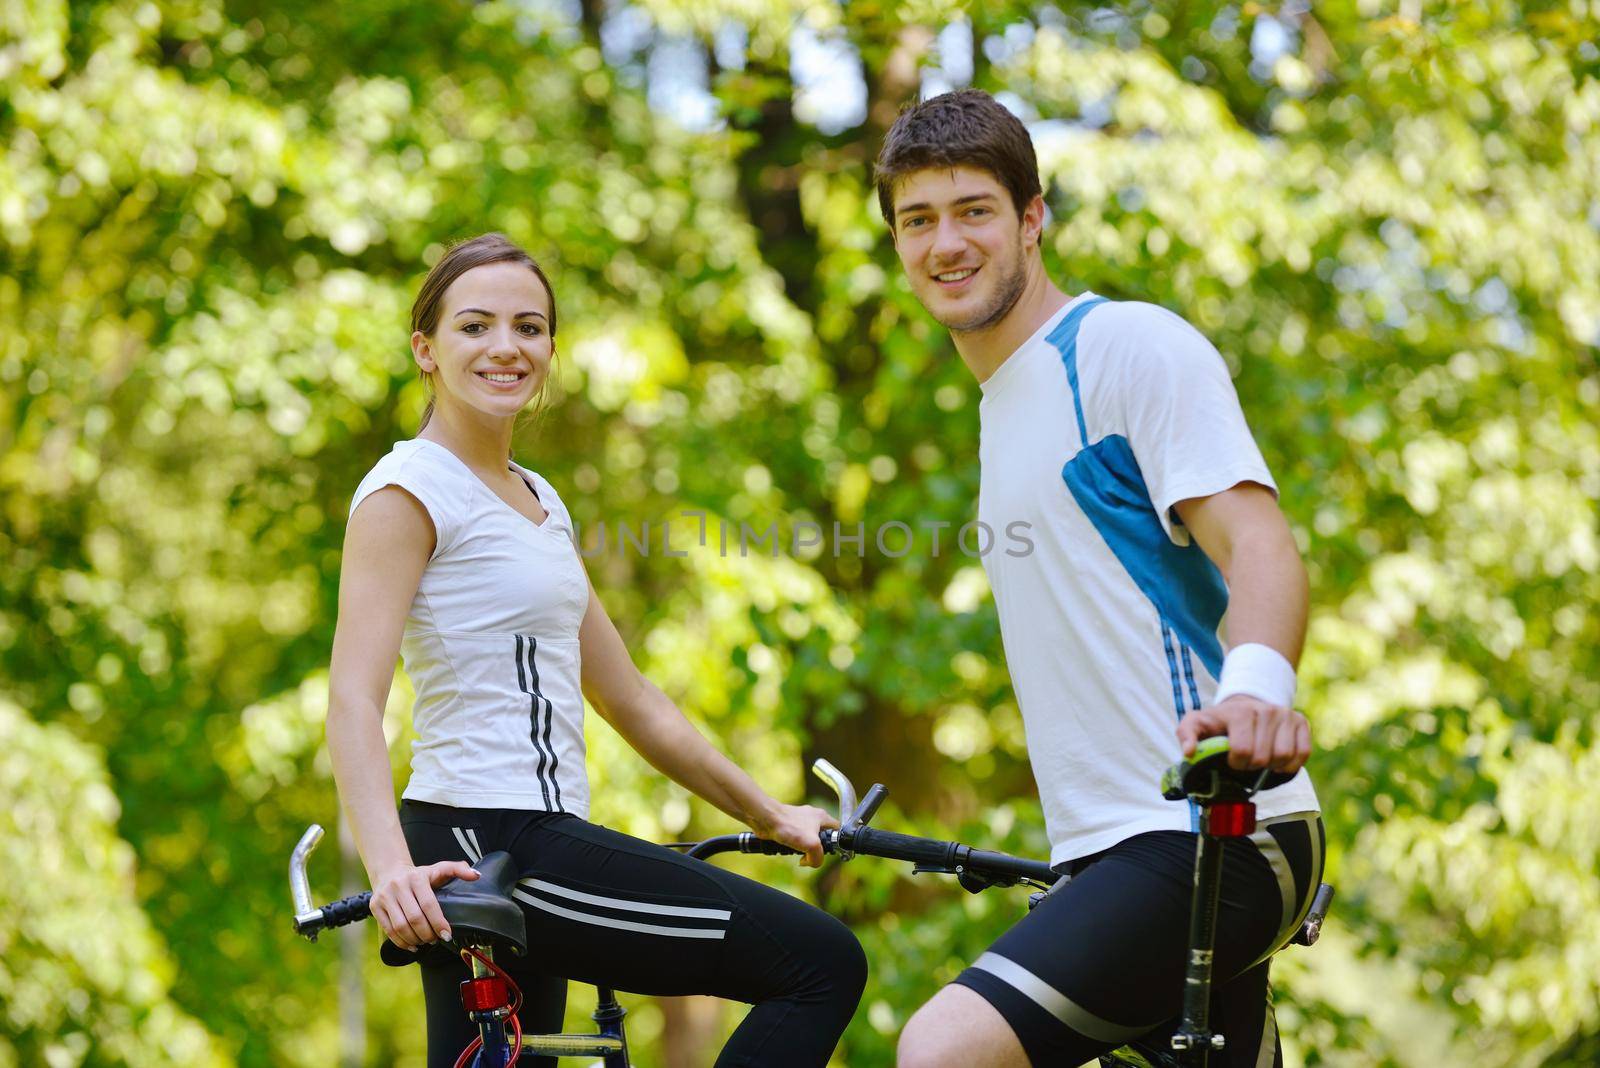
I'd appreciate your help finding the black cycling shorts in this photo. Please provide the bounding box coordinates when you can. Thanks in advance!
[953,811,1325,1067]
[398,802,866,1068]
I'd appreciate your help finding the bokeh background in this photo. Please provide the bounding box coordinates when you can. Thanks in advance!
[3,1,1598,1065]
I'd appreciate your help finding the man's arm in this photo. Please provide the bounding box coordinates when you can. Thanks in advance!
[1172,482,1312,773]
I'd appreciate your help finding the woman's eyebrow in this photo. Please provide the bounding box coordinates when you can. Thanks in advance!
[453,308,548,321]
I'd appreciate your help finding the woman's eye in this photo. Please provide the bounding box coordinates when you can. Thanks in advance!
[519,323,542,336]
[461,322,485,334]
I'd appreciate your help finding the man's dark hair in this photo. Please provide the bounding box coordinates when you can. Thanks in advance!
[874,89,1042,228]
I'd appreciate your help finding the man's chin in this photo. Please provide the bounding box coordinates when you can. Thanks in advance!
[933,301,1005,334]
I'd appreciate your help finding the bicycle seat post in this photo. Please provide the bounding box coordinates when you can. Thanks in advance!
[1169,819,1234,1065]
[1160,740,1281,1066]
[460,945,518,1068]
[591,987,631,1068]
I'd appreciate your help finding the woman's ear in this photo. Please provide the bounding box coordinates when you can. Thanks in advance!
[411,330,436,373]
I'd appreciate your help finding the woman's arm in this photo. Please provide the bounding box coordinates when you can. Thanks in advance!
[577,578,835,866]
[327,486,477,949]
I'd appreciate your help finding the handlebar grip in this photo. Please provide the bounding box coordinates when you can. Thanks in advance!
[850,827,960,868]
[319,892,373,929]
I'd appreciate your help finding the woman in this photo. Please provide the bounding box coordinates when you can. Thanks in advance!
[327,233,866,1067]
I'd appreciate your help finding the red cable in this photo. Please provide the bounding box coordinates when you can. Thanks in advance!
[451,945,525,1068]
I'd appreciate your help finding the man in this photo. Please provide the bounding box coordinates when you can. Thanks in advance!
[879,89,1324,1067]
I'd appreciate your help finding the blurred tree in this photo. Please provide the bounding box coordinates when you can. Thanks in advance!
[1,0,1596,1065]
[0,700,228,1066]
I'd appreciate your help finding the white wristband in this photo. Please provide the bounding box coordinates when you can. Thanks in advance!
[1213,643,1297,709]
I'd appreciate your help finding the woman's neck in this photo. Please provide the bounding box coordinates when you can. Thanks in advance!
[418,402,517,475]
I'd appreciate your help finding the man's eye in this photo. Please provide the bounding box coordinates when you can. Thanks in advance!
[966,207,989,218]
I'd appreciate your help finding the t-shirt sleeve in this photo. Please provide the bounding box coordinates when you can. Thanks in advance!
[1096,302,1277,545]
[349,453,462,558]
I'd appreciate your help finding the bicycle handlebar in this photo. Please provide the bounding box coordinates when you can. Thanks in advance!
[683,825,1057,889]
[684,831,804,860]
[682,764,1059,892]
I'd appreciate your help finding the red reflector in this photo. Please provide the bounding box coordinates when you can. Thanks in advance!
[1207,801,1256,837]
[460,976,509,1012]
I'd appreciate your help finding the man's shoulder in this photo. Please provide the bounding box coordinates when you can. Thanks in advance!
[1081,298,1207,347]
[1078,298,1225,384]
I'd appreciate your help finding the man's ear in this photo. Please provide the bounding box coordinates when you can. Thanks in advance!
[1021,194,1046,251]
[411,331,436,373]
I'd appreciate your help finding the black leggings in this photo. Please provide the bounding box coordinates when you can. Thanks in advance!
[399,802,866,1068]
[954,812,1325,1066]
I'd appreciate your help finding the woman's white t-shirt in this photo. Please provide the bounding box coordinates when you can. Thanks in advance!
[349,438,590,816]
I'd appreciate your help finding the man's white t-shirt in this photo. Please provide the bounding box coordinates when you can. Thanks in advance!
[349,438,591,816]
[977,293,1319,867]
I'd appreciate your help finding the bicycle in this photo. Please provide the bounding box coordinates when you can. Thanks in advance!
[695,745,1333,1068]
[290,748,1331,1067]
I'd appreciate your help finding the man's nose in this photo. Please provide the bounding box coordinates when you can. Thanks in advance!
[930,217,966,260]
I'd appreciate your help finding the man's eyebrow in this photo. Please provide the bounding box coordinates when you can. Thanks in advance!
[895,192,999,218]
[453,308,549,321]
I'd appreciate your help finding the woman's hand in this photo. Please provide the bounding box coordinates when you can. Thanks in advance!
[370,861,480,950]
[755,803,839,868]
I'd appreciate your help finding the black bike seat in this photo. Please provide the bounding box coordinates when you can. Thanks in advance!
[379,850,527,967]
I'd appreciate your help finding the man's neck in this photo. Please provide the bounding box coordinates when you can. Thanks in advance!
[952,262,1073,385]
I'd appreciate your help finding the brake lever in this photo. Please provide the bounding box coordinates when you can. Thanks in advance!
[911,862,959,876]
[853,784,887,829]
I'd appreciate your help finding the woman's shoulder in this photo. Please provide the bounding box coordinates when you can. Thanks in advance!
[351,440,470,520]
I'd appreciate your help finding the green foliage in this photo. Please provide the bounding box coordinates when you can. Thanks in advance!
[2,0,1597,1065]
[0,700,227,1067]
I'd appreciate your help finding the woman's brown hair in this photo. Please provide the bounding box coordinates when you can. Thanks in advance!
[411,233,559,428]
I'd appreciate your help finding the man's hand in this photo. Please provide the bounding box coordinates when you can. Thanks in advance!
[756,803,839,868]
[1176,694,1311,773]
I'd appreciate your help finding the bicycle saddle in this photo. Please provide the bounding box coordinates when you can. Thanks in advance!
[380,850,527,967]
[1161,736,1295,803]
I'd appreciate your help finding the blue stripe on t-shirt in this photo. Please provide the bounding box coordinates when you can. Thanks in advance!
[1047,297,1109,446]
[1159,621,1185,720]
[1179,644,1202,711]
[1047,299,1231,681]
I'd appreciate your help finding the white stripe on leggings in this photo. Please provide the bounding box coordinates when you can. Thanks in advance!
[511,888,727,939]
[452,826,481,863]
[970,952,1152,1044]
[517,878,733,921]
